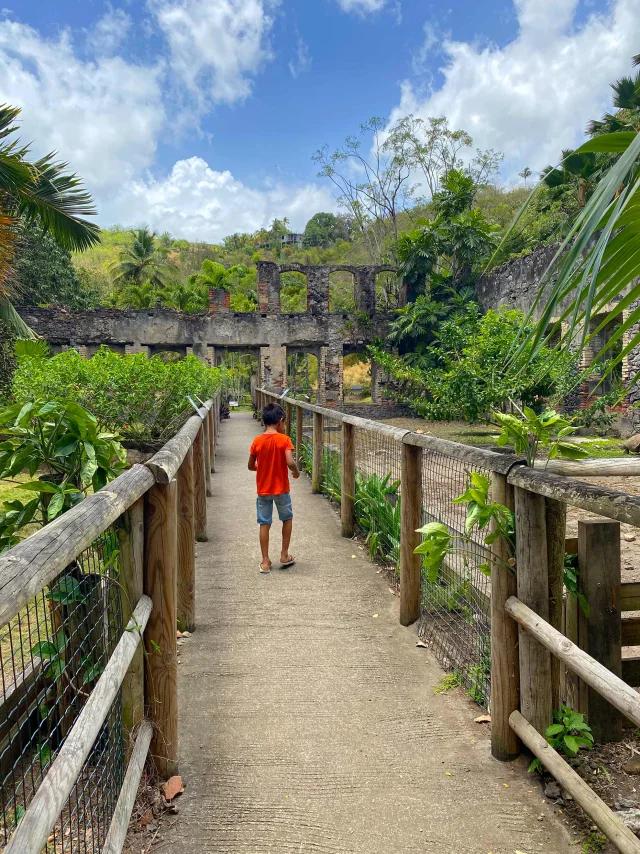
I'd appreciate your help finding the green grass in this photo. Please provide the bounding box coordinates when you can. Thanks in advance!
[0,474,34,504]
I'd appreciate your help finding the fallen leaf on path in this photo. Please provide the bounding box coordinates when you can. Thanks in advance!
[140,809,153,826]
[176,630,183,638]
[162,776,184,802]
[372,613,379,618]
[388,587,395,595]
[352,555,356,558]
[474,714,491,723]
[445,771,452,776]
[416,640,428,648]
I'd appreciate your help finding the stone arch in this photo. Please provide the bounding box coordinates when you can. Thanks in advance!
[279,266,309,313]
[374,266,401,310]
[327,267,356,312]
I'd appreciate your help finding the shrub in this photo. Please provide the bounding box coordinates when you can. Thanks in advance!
[12,348,226,449]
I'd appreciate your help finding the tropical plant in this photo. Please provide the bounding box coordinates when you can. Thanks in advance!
[354,471,401,567]
[387,295,449,350]
[162,281,208,312]
[496,56,640,380]
[541,149,602,209]
[0,319,16,403]
[493,406,589,468]
[187,259,230,293]
[0,400,127,553]
[0,105,100,335]
[519,166,532,187]
[116,282,157,309]
[110,228,175,290]
[587,62,640,137]
[528,705,593,773]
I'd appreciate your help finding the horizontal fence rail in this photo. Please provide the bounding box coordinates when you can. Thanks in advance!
[256,386,640,854]
[0,393,221,854]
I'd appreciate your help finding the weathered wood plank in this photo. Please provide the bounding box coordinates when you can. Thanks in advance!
[622,582,640,612]
[490,474,520,761]
[102,720,153,854]
[515,486,553,736]
[400,443,422,627]
[4,597,152,854]
[622,616,640,646]
[177,447,196,632]
[118,497,145,740]
[341,421,355,538]
[579,519,622,742]
[312,412,323,494]
[535,458,640,477]
[505,596,640,728]
[510,710,640,854]
[144,479,179,779]
[145,412,205,484]
[193,423,208,543]
[546,498,566,711]
[508,465,640,528]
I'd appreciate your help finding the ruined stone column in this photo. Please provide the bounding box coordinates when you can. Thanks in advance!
[257,262,281,313]
[307,266,329,315]
[125,343,150,357]
[190,342,209,365]
[318,343,343,407]
[208,289,231,312]
[354,269,376,316]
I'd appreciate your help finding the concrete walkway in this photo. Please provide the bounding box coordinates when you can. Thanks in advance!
[163,412,572,854]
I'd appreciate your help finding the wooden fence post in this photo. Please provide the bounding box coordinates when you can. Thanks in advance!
[341,421,356,538]
[208,405,216,474]
[578,519,622,743]
[203,413,212,497]
[312,411,324,494]
[286,401,293,438]
[546,497,566,711]
[177,446,196,632]
[400,442,422,626]
[144,479,179,779]
[193,422,208,542]
[490,473,520,761]
[515,485,553,736]
[118,497,144,742]
[295,404,303,466]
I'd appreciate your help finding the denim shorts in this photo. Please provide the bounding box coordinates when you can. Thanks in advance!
[256,493,293,525]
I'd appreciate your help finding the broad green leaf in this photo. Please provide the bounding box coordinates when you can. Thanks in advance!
[19,480,58,494]
[575,131,638,154]
[29,640,58,659]
[46,491,65,520]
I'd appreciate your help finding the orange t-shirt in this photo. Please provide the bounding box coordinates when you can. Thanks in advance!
[250,432,294,495]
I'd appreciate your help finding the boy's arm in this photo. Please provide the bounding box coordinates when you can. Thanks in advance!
[248,453,257,472]
[285,449,300,479]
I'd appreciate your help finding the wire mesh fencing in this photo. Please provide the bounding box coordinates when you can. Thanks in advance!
[0,526,124,852]
[321,415,342,504]
[418,451,493,708]
[353,428,402,574]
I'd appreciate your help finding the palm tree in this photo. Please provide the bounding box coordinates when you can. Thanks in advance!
[541,148,602,208]
[110,228,175,290]
[0,105,100,335]
[117,282,157,309]
[587,68,640,136]
[519,166,532,187]
[163,282,208,312]
[187,259,230,292]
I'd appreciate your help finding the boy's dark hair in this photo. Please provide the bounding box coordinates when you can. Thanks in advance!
[263,402,286,425]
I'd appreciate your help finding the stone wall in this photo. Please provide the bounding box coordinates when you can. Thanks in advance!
[475,243,560,320]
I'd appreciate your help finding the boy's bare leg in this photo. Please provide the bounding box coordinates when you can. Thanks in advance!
[259,524,271,571]
[281,519,293,562]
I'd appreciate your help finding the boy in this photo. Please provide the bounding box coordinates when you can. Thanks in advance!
[248,403,300,573]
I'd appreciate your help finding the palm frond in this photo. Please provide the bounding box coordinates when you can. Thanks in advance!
[0,296,35,338]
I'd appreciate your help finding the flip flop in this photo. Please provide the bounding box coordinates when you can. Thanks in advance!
[279,556,295,569]
[259,561,272,574]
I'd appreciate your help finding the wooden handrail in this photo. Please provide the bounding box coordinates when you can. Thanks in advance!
[535,457,640,477]
[0,464,155,628]
[145,404,208,484]
[5,595,152,854]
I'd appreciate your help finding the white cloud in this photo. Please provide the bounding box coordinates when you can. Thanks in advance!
[0,19,165,191]
[390,0,640,178]
[86,6,132,55]
[334,0,388,14]
[150,0,279,105]
[113,157,336,241]
[289,36,312,78]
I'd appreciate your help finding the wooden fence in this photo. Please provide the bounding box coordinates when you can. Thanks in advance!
[256,386,640,854]
[0,393,221,854]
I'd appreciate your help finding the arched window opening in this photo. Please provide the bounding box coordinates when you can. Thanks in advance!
[280,272,308,313]
[329,271,355,313]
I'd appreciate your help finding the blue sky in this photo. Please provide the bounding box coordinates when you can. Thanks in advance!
[2,0,639,241]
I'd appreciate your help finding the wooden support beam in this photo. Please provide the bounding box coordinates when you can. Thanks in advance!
[515,486,553,736]
[400,442,422,626]
[312,411,323,494]
[202,414,212,497]
[144,479,179,779]
[285,401,293,439]
[176,447,196,632]
[295,405,303,468]
[208,405,216,474]
[118,497,145,741]
[546,498,566,711]
[341,421,355,538]
[490,474,520,761]
[510,710,640,854]
[622,582,640,612]
[193,423,208,542]
[579,519,622,743]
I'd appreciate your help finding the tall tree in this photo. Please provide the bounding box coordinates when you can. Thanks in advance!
[0,105,100,335]
[303,212,350,247]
